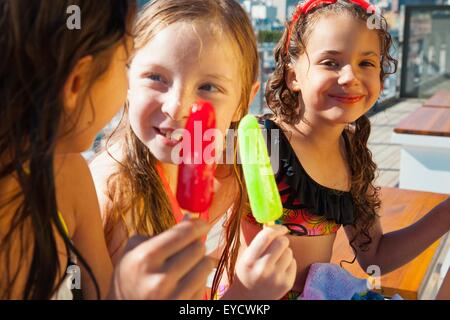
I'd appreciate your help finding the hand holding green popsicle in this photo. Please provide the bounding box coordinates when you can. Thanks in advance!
[238,115,283,225]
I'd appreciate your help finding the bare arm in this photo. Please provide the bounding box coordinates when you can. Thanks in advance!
[344,197,450,274]
[58,154,113,300]
[89,150,215,300]
[89,149,131,265]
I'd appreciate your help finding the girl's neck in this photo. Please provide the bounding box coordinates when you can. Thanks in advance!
[290,115,346,153]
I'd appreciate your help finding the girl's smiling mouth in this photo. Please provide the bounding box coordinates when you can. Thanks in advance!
[154,127,183,146]
[328,94,365,104]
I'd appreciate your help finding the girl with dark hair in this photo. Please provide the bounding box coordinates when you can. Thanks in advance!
[0,0,215,300]
[0,0,136,299]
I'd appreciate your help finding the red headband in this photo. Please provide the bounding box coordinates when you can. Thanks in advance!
[285,0,375,54]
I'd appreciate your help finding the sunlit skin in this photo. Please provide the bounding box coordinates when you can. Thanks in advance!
[128,22,243,175]
[244,13,450,295]
[241,14,383,293]
[91,18,300,300]
[92,21,257,260]
[291,20,381,128]
[0,41,131,299]
[54,42,132,299]
[57,39,132,154]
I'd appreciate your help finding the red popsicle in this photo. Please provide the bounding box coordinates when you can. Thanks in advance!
[176,100,216,220]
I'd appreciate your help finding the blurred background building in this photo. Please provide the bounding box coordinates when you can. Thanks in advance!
[91,0,450,156]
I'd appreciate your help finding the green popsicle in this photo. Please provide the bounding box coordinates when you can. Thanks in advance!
[238,115,283,225]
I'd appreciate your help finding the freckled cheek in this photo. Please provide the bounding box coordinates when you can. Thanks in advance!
[127,105,145,140]
[128,90,161,141]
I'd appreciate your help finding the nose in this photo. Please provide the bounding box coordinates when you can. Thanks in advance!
[161,86,191,121]
[337,64,360,87]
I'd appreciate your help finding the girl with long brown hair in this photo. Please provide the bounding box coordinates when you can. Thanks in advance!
[90,0,297,300]
[235,0,450,299]
[0,0,215,300]
[0,0,136,299]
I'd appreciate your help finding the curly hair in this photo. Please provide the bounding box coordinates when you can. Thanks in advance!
[265,1,398,257]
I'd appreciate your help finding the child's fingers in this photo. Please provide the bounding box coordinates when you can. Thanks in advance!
[164,239,206,282]
[285,259,297,286]
[257,235,290,268]
[273,246,293,272]
[245,225,288,262]
[139,219,211,263]
[170,257,214,300]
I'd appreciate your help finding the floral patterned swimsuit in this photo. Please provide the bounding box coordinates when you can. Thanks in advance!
[244,118,356,299]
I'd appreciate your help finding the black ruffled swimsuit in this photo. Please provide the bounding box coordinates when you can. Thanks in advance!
[245,119,356,236]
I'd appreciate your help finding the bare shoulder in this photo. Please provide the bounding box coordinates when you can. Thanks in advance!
[55,153,114,299]
[55,152,92,180]
[54,153,99,199]
[54,153,96,236]
[54,152,118,227]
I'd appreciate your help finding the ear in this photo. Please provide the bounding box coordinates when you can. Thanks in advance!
[231,81,260,122]
[248,81,260,107]
[286,66,301,92]
[63,55,94,113]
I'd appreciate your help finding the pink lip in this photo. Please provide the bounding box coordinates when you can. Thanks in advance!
[154,127,181,147]
[328,94,365,104]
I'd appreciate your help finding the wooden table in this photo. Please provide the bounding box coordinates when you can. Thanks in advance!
[393,107,450,137]
[331,187,449,300]
[391,107,450,193]
[424,90,450,109]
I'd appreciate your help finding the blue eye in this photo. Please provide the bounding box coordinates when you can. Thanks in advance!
[199,83,219,92]
[148,74,164,82]
[322,60,339,67]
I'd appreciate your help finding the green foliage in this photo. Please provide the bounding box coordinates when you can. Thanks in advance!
[258,30,282,43]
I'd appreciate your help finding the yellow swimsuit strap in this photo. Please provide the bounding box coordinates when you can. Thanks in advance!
[57,211,69,236]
